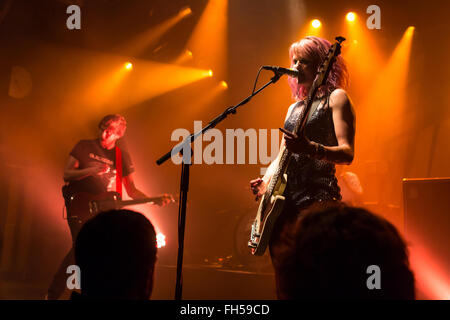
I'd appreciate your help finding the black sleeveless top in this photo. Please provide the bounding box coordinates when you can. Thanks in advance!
[283,97,341,208]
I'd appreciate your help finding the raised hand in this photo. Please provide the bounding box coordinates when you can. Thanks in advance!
[279,127,315,155]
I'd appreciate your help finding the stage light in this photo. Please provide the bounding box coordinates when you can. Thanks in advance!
[173,49,194,65]
[311,19,321,28]
[406,26,415,37]
[156,232,166,248]
[208,69,213,77]
[118,7,192,57]
[187,0,228,77]
[179,6,192,18]
[220,80,228,89]
[124,62,133,70]
[298,18,323,38]
[346,12,356,22]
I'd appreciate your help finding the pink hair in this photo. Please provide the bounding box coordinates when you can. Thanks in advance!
[288,36,348,101]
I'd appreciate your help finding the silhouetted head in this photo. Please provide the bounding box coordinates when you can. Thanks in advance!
[75,209,157,299]
[275,202,415,299]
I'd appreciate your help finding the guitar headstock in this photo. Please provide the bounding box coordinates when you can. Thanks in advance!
[313,36,346,89]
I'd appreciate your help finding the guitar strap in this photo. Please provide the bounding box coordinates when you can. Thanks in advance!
[306,98,324,122]
[115,146,123,198]
[295,99,321,134]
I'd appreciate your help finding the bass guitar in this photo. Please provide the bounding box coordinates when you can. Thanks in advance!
[66,191,174,223]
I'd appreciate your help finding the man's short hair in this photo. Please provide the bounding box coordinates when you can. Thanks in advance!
[275,202,415,299]
[98,114,127,137]
[75,210,157,299]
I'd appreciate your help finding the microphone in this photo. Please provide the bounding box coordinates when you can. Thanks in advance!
[263,65,299,78]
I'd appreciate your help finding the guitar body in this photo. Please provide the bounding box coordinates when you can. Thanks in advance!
[249,172,288,256]
[66,191,121,223]
[65,191,174,224]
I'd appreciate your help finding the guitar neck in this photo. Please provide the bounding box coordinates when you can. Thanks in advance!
[267,147,291,194]
[293,83,321,136]
[115,197,161,207]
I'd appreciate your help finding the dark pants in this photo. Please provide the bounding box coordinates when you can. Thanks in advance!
[269,198,326,298]
[268,198,341,299]
[47,218,82,300]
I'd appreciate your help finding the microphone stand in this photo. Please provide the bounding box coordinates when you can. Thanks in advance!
[156,72,281,301]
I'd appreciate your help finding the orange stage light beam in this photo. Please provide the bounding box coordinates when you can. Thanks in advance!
[173,49,194,65]
[117,8,192,57]
[356,26,415,169]
[409,236,450,299]
[364,26,415,121]
[179,6,192,18]
[342,11,384,96]
[113,60,214,110]
[59,46,213,116]
[186,0,228,77]
[177,81,228,119]
[82,62,131,112]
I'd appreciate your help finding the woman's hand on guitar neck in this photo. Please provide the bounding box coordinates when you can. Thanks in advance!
[250,178,267,201]
[279,127,316,156]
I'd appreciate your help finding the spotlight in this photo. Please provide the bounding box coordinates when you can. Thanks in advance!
[346,12,356,22]
[220,81,228,89]
[208,69,213,77]
[124,62,133,70]
[179,6,192,17]
[311,19,321,28]
[156,233,166,248]
[186,50,193,58]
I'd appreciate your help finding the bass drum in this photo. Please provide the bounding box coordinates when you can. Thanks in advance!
[233,207,273,273]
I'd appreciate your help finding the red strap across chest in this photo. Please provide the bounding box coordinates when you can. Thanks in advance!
[115,146,122,198]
